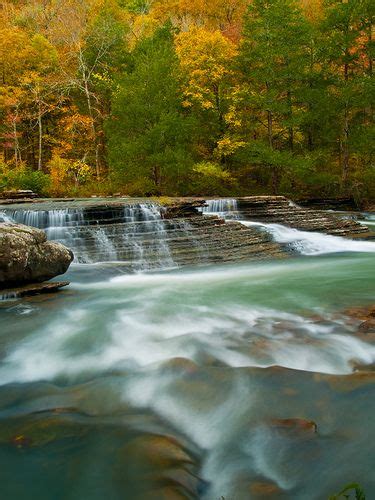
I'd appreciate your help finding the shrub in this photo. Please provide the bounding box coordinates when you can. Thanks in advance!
[0,163,50,195]
[191,161,237,196]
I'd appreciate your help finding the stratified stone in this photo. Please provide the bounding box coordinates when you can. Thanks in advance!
[237,196,368,236]
[0,281,70,298]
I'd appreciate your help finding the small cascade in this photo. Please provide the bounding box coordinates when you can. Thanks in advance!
[241,221,375,255]
[0,212,13,223]
[0,291,18,301]
[1,204,194,269]
[3,208,86,230]
[201,199,240,218]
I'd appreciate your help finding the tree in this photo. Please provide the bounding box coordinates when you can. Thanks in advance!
[320,0,372,191]
[107,24,196,194]
[175,27,237,158]
[237,0,311,192]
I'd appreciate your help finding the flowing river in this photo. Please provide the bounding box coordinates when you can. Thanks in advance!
[0,202,374,499]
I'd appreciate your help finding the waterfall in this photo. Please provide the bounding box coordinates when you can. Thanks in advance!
[1,204,188,269]
[201,199,239,218]
[2,208,86,230]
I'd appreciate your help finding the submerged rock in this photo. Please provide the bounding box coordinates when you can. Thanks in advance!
[0,222,73,288]
[0,281,70,299]
[270,418,318,434]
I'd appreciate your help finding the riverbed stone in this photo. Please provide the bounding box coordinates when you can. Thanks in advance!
[270,418,318,434]
[0,222,73,288]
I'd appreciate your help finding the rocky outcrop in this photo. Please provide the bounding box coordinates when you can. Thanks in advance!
[0,223,73,288]
[237,196,368,236]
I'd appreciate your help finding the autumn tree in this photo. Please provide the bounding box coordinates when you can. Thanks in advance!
[175,27,237,159]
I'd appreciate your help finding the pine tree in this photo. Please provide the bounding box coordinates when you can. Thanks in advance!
[107,24,196,195]
[238,0,310,193]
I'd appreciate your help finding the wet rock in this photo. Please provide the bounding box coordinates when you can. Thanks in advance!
[318,371,375,391]
[142,486,191,500]
[1,189,39,200]
[123,434,194,468]
[0,222,73,288]
[270,418,318,434]
[237,196,368,236]
[117,433,202,499]
[1,281,70,298]
[0,414,89,448]
[160,358,200,375]
[343,304,375,343]
[344,304,375,321]
[352,362,375,372]
[249,481,284,498]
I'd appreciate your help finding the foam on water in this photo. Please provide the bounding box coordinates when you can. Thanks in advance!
[241,220,375,255]
[1,274,374,387]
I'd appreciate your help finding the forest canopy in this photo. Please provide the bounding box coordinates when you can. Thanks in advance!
[0,0,374,202]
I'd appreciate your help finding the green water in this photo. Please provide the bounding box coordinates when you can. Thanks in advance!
[0,249,375,498]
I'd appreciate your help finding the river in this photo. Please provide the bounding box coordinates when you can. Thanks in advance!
[0,202,374,499]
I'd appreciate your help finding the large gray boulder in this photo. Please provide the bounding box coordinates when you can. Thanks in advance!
[0,223,73,288]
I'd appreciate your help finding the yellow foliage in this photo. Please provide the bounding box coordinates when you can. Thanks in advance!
[193,161,233,181]
[175,27,237,111]
[215,136,246,158]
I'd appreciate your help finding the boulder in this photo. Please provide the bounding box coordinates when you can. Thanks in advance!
[0,222,73,288]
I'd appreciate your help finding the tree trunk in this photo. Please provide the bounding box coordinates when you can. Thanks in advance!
[153,165,161,188]
[271,167,279,195]
[37,100,43,171]
[267,110,273,149]
[12,111,21,166]
[84,79,100,179]
[266,82,274,149]
[287,90,294,151]
[341,103,350,188]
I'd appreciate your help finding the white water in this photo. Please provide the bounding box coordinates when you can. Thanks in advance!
[201,198,239,218]
[1,204,187,268]
[1,203,375,499]
[241,221,375,255]
[202,198,375,256]
[0,280,373,386]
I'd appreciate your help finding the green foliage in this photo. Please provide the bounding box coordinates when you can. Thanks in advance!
[192,161,236,195]
[107,24,197,195]
[329,482,366,500]
[0,164,50,195]
[1,0,373,202]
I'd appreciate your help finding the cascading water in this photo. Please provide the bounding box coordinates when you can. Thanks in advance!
[240,221,375,255]
[1,204,191,269]
[1,199,375,499]
[203,198,375,256]
[201,198,239,218]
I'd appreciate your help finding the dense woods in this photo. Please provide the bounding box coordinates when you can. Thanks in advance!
[0,0,374,202]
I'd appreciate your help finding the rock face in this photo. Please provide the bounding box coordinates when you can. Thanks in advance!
[237,196,368,236]
[0,223,73,288]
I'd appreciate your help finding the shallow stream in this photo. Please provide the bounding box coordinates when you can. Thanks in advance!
[0,205,374,499]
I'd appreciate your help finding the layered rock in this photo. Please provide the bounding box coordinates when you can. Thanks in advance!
[0,223,73,288]
[0,195,370,271]
[237,196,368,236]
